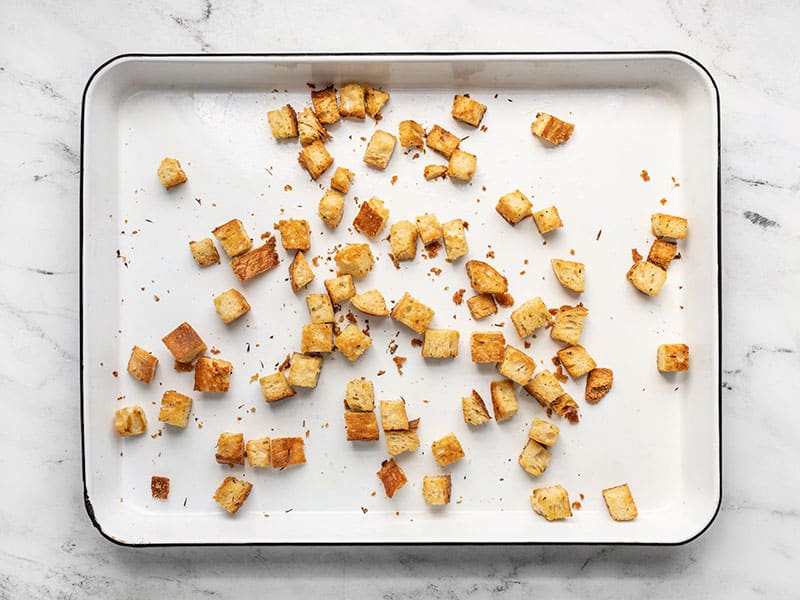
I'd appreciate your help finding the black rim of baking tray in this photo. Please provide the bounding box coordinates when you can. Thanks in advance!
[80,51,722,548]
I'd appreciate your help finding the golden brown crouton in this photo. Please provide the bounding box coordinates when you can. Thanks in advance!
[212,218,252,258]
[213,476,253,514]
[497,345,536,385]
[423,164,448,180]
[298,140,334,180]
[259,371,296,402]
[157,157,188,188]
[651,213,688,239]
[531,112,574,145]
[364,85,390,118]
[335,324,372,361]
[330,166,355,194]
[287,352,323,388]
[311,86,340,124]
[519,439,551,476]
[377,459,408,498]
[289,251,315,292]
[189,238,220,267]
[158,390,192,427]
[297,107,331,147]
[335,243,375,278]
[510,297,552,339]
[345,377,374,412]
[426,124,460,158]
[324,274,356,304]
[466,260,508,294]
[353,196,389,239]
[339,83,365,119]
[363,130,397,169]
[602,483,638,521]
[216,432,244,465]
[530,485,572,520]
[524,370,564,409]
[550,305,588,345]
[151,476,170,499]
[422,475,452,505]
[532,206,563,234]
[647,239,678,271]
[230,238,280,282]
[557,345,596,378]
[127,346,158,384]
[267,104,298,139]
[415,213,443,245]
[345,411,380,441]
[462,390,492,425]
[213,289,251,324]
[306,293,334,323]
[194,356,233,392]
[422,329,460,359]
[301,323,334,353]
[451,94,487,127]
[399,120,426,148]
[627,261,667,296]
[385,422,420,456]
[162,322,207,364]
[551,392,580,424]
[551,258,585,293]
[317,189,346,229]
[442,218,468,261]
[350,289,389,316]
[246,437,271,468]
[390,220,418,261]
[271,437,306,468]
[390,292,435,333]
[466,294,498,320]
[470,331,506,363]
[490,379,518,421]
[114,406,147,436]
[657,343,689,372]
[496,190,532,225]
[585,368,613,404]
[529,418,559,446]
[380,399,409,431]
[447,149,477,181]
[431,433,465,467]
[278,219,311,252]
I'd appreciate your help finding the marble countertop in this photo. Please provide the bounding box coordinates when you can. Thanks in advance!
[1,0,796,597]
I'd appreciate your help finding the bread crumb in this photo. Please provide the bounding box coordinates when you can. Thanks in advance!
[631,248,643,262]
[452,289,465,305]
[640,170,650,182]
[393,356,407,375]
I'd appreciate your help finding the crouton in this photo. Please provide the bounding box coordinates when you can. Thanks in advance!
[189,238,220,267]
[602,483,638,521]
[585,368,613,404]
[426,124,460,158]
[647,239,678,271]
[490,379,518,421]
[497,345,536,385]
[496,190,532,225]
[470,331,506,363]
[335,324,372,361]
[213,289,251,324]
[462,390,491,425]
[390,292,435,333]
[345,377,374,412]
[298,140,334,180]
[377,459,408,498]
[345,411,380,441]
[157,157,188,188]
[415,213,443,245]
[657,343,689,372]
[550,305,588,345]
[151,476,170,499]
[431,433,465,467]
[380,399,409,431]
[386,429,420,456]
[550,392,580,423]
[324,274,356,304]
[278,219,311,252]
[451,94,487,127]
[317,189,345,229]
[330,167,354,193]
[390,220,418,261]
[271,437,306,468]
[335,243,375,278]
[364,85,390,118]
[267,104,298,139]
[212,218,252,258]
[466,294,498,320]
[422,475,452,505]
[307,293,334,323]
[230,238,280,282]
[311,86,339,124]
[531,113,574,145]
[194,356,233,392]
[532,206,563,234]
[162,322,207,364]
[363,130,397,169]
[399,120,426,148]
[529,418,559,446]
[289,251,315,292]
[297,107,331,147]
[510,297,552,339]
[301,323,334,353]
[114,406,147,436]
[350,289,389,316]
[246,437,271,468]
[627,261,667,296]
[519,439,551,476]
[530,485,572,520]
[127,346,158,384]
[216,432,244,466]
[465,260,508,294]
[447,149,477,181]
[259,371,296,402]
[339,83,365,119]
[422,329,460,359]
[525,370,564,408]
[557,345,596,378]
[353,196,389,239]
[286,352,323,388]
[551,259,585,293]
[423,164,448,180]
[442,218,468,261]
[651,213,688,240]
[213,477,253,514]
[158,390,192,427]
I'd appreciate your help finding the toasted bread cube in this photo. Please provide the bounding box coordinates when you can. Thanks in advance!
[353,196,389,239]
[230,238,280,282]
[442,218,468,261]
[316,189,346,229]
[465,260,507,294]
[525,370,564,408]
[399,120,426,148]
[422,329,460,359]
[335,243,374,278]
[114,406,147,436]
[377,459,407,498]
[213,289,251,324]
[496,190,532,225]
[651,212,688,240]
[267,104,298,139]
[390,292,435,333]
[259,371,296,402]
[519,439,551,476]
[301,323,334,353]
[306,293,334,323]
[531,112,574,145]
[364,85,390,118]
[330,167,354,193]
[212,218,252,258]
[647,239,678,271]
[289,251,315,292]
[157,157,187,188]
[339,83,365,119]
[194,356,233,392]
[324,274,356,304]
[385,424,420,456]
[431,433,465,467]
[287,352,323,388]
[189,238,220,267]
[298,140,334,180]
[426,124,460,158]
[423,164,448,180]
[657,343,690,372]
[529,418,559,446]
[510,297,552,339]
[470,332,506,363]
[213,476,253,514]
[246,437,271,468]
[585,368,613,404]
[603,483,638,521]
[335,324,372,361]
[551,259,585,293]
[127,346,158,384]
[447,149,477,181]
[530,485,572,520]
[297,107,331,147]
[451,94,487,127]
[380,399,409,431]
[345,378,374,412]
[363,130,397,169]
[345,411,380,441]
[158,390,192,427]
[557,345,596,378]
[627,261,667,296]
[311,86,340,124]
[498,345,536,385]
[550,305,588,345]
[216,432,244,466]
[490,379,518,421]
[271,437,306,468]
[350,289,389,316]
[415,213,443,245]
[422,475,451,505]
[162,322,207,364]
[466,294,498,320]
[551,392,580,424]
[278,219,310,252]
[151,476,170,499]
[390,220,418,261]
[532,206,563,234]
[462,390,491,425]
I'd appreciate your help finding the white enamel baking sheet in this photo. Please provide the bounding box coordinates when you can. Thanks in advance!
[81,53,720,545]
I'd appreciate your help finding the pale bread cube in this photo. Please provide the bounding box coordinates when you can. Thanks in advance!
[297,140,333,180]
[215,432,244,465]
[213,477,252,514]
[380,399,409,431]
[530,485,573,520]
[267,104,298,139]
[158,390,192,427]
[525,370,564,408]
[246,437,271,468]
[213,289,251,324]
[426,124,460,158]
[510,297,552,339]
[193,357,232,392]
[529,418,559,446]
[345,377,374,412]
[127,345,158,384]
[330,167,354,193]
[657,343,689,372]
[335,243,374,278]
[189,238,220,267]
[447,149,477,181]
[431,433,465,467]
[466,294,498,320]
[114,406,147,436]
[157,157,187,188]
[390,220,418,261]
[550,305,588,345]
[385,423,420,456]
[551,258,585,293]
[212,218,252,258]
[627,261,667,296]
[531,112,574,145]
[363,129,397,169]
[318,189,345,228]
[470,331,506,363]
[497,345,536,385]
[339,83,365,118]
[278,219,311,252]
[451,94,487,127]
[297,106,331,147]
[490,379,518,421]
[465,260,508,294]
[289,251,315,292]
[415,213,443,245]
[422,329,460,359]
[311,86,340,124]
[442,218,468,261]
[324,274,356,304]
[364,85,390,118]
[519,439,551,476]
[496,190,532,225]
[651,213,688,240]
[345,411,380,441]
[334,324,372,361]
[399,120,426,148]
[602,483,638,521]
[557,345,596,378]
[422,475,451,505]
[390,292,435,333]
[259,371,296,402]
[462,390,491,425]
[301,323,334,353]
[306,293,334,323]
[350,289,389,316]
[286,352,322,388]
[532,206,563,234]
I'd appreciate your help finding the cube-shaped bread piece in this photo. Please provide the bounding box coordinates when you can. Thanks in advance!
[422,329,459,359]
[345,411,380,441]
[127,346,158,384]
[462,390,491,425]
[289,251,315,292]
[213,288,251,324]
[318,189,345,228]
[194,356,233,392]
[246,437,271,468]
[353,196,389,239]
[530,485,573,521]
[259,371,296,402]
[324,274,356,304]
[557,345,596,378]
[335,324,372,361]
[447,149,477,181]
[377,459,408,498]
[651,212,688,240]
[216,432,244,466]
[297,107,331,147]
[422,475,452,505]
[267,104,298,139]
[399,120,426,148]
[432,433,465,467]
[585,367,613,404]
[415,213,443,245]
[647,239,678,271]
[550,305,588,345]
[426,124,460,158]
[158,390,192,427]
[442,218,468,261]
[386,421,420,456]
[627,261,667,296]
[230,238,280,282]
[301,323,334,353]
[551,392,580,424]
[510,297,552,339]
[157,157,188,188]
[657,343,690,372]
[390,220,418,261]
[339,83,365,119]
[287,353,323,388]
[307,293,334,323]
[451,94,487,127]
[213,476,253,514]
[423,164,448,180]
[271,437,306,468]
[467,332,503,363]
[496,190,532,225]
[531,112,575,145]
[390,292,435,333]
[189,238,220,267]
[162,322,207,364]
[490,379,518,421]
[335,243,374,278]
[278,219,311,252]
[114,406,147,436]
[380,399,409,431]
[212,218,252,258]
[364,85,390,118]
[519,439,551,476]
[497,345,536,385]
[151,476,170,500]
[465,260,508,294]
[298,140,334,180]
[529,418,560,446]
[363,130,397,169]
[350,289,389,316]
[466,294,498,320]
[602,483,638,521]
[345,377,374,412]
[532,206,563,234]
[311,86,340,124]
[330,166,355,194]
[525,370,564,408]
[551,259,585,293]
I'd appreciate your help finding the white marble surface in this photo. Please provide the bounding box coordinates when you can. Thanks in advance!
[0,0,796,597]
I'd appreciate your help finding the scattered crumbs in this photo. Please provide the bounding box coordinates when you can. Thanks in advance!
[388,339,399,355]
[640,169,650,182]
[672,176,681,187]
[120,497,124,503]
[411,338,423,348]
[494,93,499,98]
[284,184,292,192]
[278,354,291,371]
[246,342,251,353]
[569,249,575,256]
[660,197,667,205]
[285,508,293,513]
[452,289,465,305]
[361,507,369,514]
[523,341,531,349]
[210,347,222,355]
[250,407,256,413]
[423,399,429,404]
[580,493,585,500]
[631,248,643,262]
[153,295,160,302]
[346,311,358,325]
[456,497,463,504]
[430,267,442,276]
[395,511,400,516]
[485,250,495,259]
[360,136,367,142]
[674,387,680,392]
[675,253,682,260]
[482,186,487,192]
[211,202,217,207]
[250,373,259,384]
[480,125,488,133]
[371,491,376,497]
[183,497,188,507]
[391,175,398,186]
[572,501,582,510]
[423,241,441,259]
[112,370,119,378]
[237,416,242,422]
[680,305,684,310]
[493,322,505,328]
[388,253,401,270]
[678,285,684,289]
[542,240,547,246]
[305,429,310,438]
[377,370,386,376]
[596,229,602,240]
[312,255,321,267]
[462,222,469,230]
[393,356,407,375]
[554,364,567,383]
[519,270,526,276]
[306,82,316,89]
